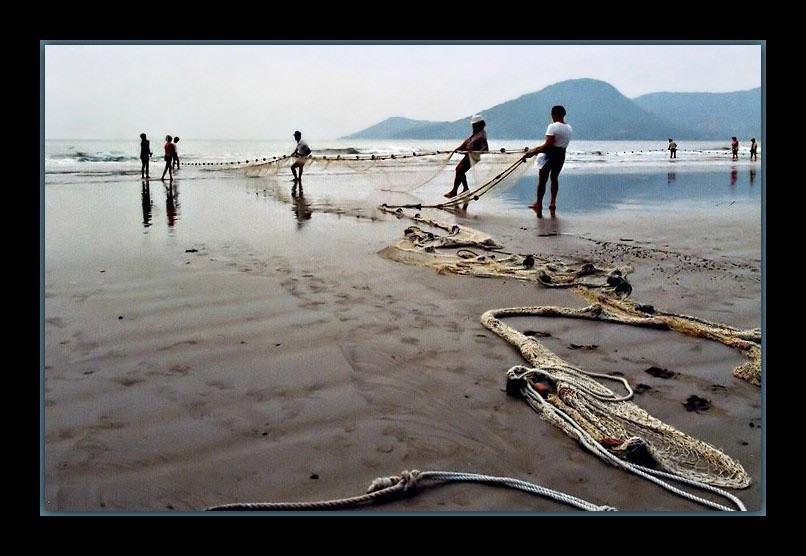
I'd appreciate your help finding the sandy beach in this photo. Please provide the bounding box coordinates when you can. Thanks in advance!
[43,152,763,514]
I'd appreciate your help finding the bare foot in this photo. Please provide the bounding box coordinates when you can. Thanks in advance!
[444,191,456,198]
[528,202,542,210]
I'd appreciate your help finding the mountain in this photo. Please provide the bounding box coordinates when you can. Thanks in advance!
[342,79,761,141]
[341,116,449,140]
[633,88,761,140]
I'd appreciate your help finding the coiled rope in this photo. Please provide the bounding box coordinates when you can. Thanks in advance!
[204,469,616,512]
[505,366,746,511]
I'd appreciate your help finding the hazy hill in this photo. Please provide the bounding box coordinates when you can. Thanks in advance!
[341,116,449,140]
[343,79,761,140]
[633,88,761,139]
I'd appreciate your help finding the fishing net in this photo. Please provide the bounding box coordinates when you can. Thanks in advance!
[200,149,532,194]
[483,299,753,490]
[377,207,632,288]
[379,210,757,491]
[242,152,453,192]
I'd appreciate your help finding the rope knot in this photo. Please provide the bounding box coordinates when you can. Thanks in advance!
[367,470,421,494]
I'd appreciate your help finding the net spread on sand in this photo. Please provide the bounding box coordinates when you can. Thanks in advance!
[378,207,634,289]
[379,209,759,495]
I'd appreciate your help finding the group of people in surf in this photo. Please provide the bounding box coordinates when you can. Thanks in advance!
[139,133,181,181]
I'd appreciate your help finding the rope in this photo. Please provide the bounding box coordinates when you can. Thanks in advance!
[182,148,532,168]
[506,366,746,511]
[482,304,752,494]
[380,155,533,211]
[205,469,615,512]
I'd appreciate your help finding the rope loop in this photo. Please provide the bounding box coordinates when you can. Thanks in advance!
[367,470,422,493]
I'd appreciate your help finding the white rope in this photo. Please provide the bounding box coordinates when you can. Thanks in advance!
[381,155,534,211]
[205,468,615,512]
[506,366,747,511]
[416,471,616,511]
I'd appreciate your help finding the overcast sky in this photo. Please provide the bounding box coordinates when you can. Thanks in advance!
[43,42,763,140]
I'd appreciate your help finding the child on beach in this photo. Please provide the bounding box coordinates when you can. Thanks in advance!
[523,105,572,214]
[444,114,489,198]
[161,135,175,181]
[668,138,677,159]
[290,131,311,181]
[172,136,181,169]
[750,138,757,161]
[731,137,739,161]
[139,133,152,179]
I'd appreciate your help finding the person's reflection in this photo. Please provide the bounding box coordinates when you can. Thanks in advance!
[667,171,676,185]
[749,167,756,186]
[535,209,562,236]
[165,180,179,227]
[730,168,738,187]
[445,202,470,216]
[291,182,312,228]
[141,181,153,228]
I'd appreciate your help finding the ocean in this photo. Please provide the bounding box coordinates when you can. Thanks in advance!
[45,138,760,176]
[44,138,762,214]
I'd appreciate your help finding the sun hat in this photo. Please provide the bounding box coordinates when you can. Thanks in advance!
[470,114,484,124]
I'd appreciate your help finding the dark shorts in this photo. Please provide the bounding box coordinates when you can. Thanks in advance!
[164,155,172,162]
[539,147,566,179]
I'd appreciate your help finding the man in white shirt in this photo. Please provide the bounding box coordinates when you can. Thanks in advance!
[523,105,572,214]
[290,130,312,181]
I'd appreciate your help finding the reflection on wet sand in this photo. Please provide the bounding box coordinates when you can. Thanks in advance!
[291,182,312,228]
[165,181,180,227]
[536,212,562,237]
[141,181,152,228]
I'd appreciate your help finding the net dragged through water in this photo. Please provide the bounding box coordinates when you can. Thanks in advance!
[190,149,532,194]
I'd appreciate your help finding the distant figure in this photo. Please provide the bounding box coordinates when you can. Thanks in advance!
[668,138,677,159]
[161,135,175,181]
[290,131,311,181]
[523,105,572,214]
[172,136,181,169]
[749,138,758,161]
[730,168,738,186]
[139,133,152,179]
[444,114,489,198]
[731,136,739,161]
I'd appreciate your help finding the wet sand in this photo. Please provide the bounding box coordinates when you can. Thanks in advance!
[43,167,763,514]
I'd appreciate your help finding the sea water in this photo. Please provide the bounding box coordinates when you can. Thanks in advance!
[43,138,763,243]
